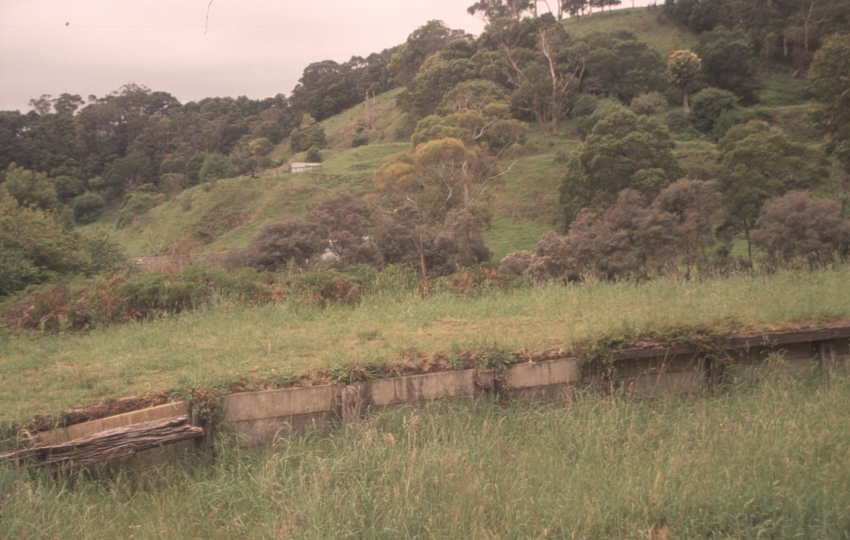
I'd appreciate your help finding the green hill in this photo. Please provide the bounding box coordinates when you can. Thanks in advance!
[99,8,817,265]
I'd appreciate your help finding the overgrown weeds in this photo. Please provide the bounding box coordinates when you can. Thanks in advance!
[2,369,848,539]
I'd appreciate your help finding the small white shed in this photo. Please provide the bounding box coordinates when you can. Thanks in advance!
[290,162,322,173]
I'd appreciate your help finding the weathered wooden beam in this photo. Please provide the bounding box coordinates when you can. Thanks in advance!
[0,416,202,471]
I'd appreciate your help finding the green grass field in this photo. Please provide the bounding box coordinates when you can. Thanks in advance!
[3,366,848,539]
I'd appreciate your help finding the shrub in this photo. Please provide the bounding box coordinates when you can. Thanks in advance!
[198,153,239,182]
[305,146,322,163]
[751,191,850,267]
[498,250,534,276]
[0,262,275,332]
[374,206,491,278]
[570,94,598,118]
[352,134,370,148]
[664,111,703,140]
[690,87,738,134]
[0,197,88,297]
[710,108,756,141]
[72,192,106,224]
[370,263,420,296]
[651,179,727,274]
[629,91,668,115]
[246,218,324,271]
[287,270,362,307]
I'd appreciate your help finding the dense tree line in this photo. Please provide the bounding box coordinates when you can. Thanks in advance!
[663,0,849,76]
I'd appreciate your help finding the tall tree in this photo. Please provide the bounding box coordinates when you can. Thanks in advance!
[483,16,587,136]
[667,50,702,115]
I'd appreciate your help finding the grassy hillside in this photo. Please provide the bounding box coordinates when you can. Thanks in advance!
[96,6,824,265]
[562,6,698,58]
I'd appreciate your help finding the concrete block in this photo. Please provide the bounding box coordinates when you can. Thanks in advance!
[365,370,478,408]
[503,358,580,389]
[220,385,340,445]
[221,385,338,423]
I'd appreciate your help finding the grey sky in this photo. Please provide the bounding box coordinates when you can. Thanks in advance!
[0,0,488,112]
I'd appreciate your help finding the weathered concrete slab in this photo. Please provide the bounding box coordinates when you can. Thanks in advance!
[504,358,580,389]
[37,401,190,445]
[502,358,580,402]
[220,385,340,445]
[221,385,339,422]
[364,369,488,409]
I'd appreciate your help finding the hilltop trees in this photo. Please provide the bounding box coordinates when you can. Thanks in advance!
[388,21,471,88]
[0,83,293,208]
[467,0,534,22]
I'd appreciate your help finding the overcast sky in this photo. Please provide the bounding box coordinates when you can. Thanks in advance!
[0,0,492,112]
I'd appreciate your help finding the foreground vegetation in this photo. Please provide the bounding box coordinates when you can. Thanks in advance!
[3,266,850,427]
[2,367,849,539]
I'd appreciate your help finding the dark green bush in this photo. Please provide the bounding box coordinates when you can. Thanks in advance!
[711,108,756,141]
[629,92,668,115]
[690,87,738,134]
[198,153,238,182]
[305,146,322,163]
[72,192,105,224]
[570,94,598,118]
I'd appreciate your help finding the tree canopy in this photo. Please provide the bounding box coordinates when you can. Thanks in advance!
[559,109,684,226]
[809,34,850,172]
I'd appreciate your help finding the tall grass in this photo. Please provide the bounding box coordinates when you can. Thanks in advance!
[2,367,848,539]
[3,267,850,425]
